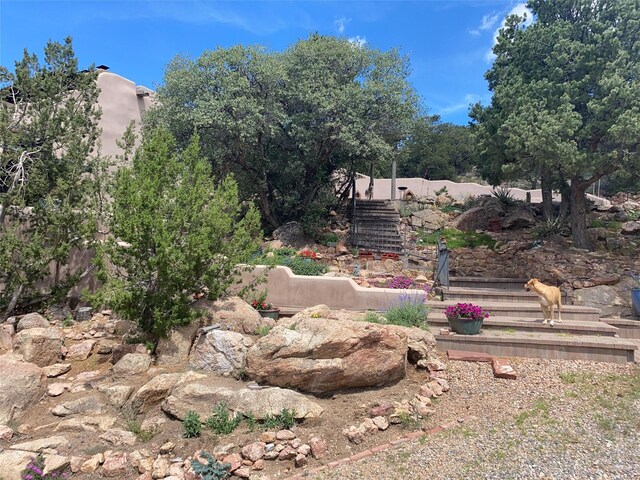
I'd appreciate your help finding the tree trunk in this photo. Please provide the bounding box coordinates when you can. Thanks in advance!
[569,177,592,250]
[1,284,24,322]
[559,181,571,220]
[540,168,553,220]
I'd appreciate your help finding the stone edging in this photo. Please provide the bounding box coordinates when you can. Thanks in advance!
[283,419,464,480]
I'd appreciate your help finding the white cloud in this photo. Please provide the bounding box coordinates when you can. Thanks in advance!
[485,3,534,63]
[469,29,481,36]
[480,13,499,31]
[348,35,367,48]
[439,94,482,115]
[334,16,350,34]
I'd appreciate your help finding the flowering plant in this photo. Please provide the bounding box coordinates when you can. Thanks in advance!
[22,454,70,479]
[250,290,273,311]
[444,302,490,322]
[298,249,318,259]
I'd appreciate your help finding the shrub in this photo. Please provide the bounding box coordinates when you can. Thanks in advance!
[251,248,327,276]
[91,128,262,337]
[281,256,327,276]
[183,410,202,438]
[256,325,272,336]
[191,451,231,480]
[387,275,415,289]
[384,296,429,329]
[205,402,242,435]
[533,218,569,238]
[21,454,70,479]
[320,232,339,245]
[262,408,297,430]
[363,311,385,324]
[491,186,517,206]
[417,228,496,250]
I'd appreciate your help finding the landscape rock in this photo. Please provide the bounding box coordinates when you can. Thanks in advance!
[152,456,170,478]
[48,383,69,397]
[0,353,46,423]
[372,416,389,430]
[245,317,406,393]
[128,372,206,413]
[112,353,152,375]
[13,327,64,366]
[51,395,104,417]
[81,455,102,473]
[195,297,275,335]
[162,380,323,420]
[54,415,117,433]
[98,384,136,408]
[188,329,253,374]
[156,322,201,367]
[43,363,72,377]
[43,454,71,475]
[0,450,33,479]
[241,442,266,462]
[222,453,242,471]
[0,324,15,353]
[386,325,437,365]
[411,208,447,230]
[16,312,50,332]
[573,285,625,316]
[502,208,537,229]
[0,424,13,440]
[621,220,640,235]
[65,339,96,360]
[272,221,308,248]
[102,452,129,477]
[454,207,490,232]
[100,428,138,446]
[492,358,517,380]
[10,435,69,451]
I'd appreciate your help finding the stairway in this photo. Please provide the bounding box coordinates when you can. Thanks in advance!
[430,277,639,364]
[352,199,403,253]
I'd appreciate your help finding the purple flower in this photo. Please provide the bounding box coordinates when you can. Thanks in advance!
[444,302,490,321]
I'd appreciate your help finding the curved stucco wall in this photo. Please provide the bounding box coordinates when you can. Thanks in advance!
[97,71,154,165]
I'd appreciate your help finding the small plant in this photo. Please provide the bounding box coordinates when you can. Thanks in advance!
[127,420,155,442]
[384,295,429,329]
[444,302,490,322]
[397,411,421,430]
[262,408,297,431]
[387,275,415,289]
[417,228,496,250]
[434,186,449,196]
[62,315,74,327]
[363,310,385,324]
[22,454,70,479]
[320,232,339,246]
[491,186,517,205]
[183,410,202,438]
[244,411,258,431]
[232,368,248,381]
[256,325,272,336]
[144,340,157,354]
[281,256,328,276]
[533,217,569,238]
[191,451,231,480]
[205,402,242,435]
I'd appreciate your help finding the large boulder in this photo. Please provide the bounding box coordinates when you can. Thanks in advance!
[411,208,448,230]
[128,371,206,414]
[386,325,437,364]
[13,327,64,367]
[0,450,34,479]
[621,221,640,235]
[454,207,489,232]
[188,330,254,374]
[245,317,407,394]
[573,285,626,317]
[0,353,46,424]
[16,312,50,332]
[156,321,201,367]
[162,379,323,420]
[0,324,14,353]
[502,208,537,229]
[112,353,152,375]
[195,297,276,335]
[272,221,309,248]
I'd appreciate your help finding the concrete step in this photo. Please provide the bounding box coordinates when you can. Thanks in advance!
[449,277,529,291]
[443,286,569,304]
[434,330,637,364]
[428,313,618,337]
[599,317,640,339]
[427,300,601,321]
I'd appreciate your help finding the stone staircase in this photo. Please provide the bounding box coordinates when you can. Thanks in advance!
[351,199,403,253]
[430,277,639,364]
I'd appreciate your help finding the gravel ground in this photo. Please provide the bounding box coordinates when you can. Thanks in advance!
[308,358,640,480]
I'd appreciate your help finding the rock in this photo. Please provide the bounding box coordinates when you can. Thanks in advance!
[188,330,253,375]
[112,353,152,375]
[70,456,85,473]
[234,466,252,478]
[277,446,297,460]
[98,384,136,408]
[245,317,406,394]
[369,403,394,417]
[0,450,33,479]
[502,208,537,229]
[411,208,447,230]
[0,353,46,423]
[259,431,276,443]
[48,383,68,397]
[241,442,266,462]
[81,454,102,473]
[16,312,50,332]
[454,207,490,232]
[43,363,72,378]
[10,435,69,451]
[162,380,323,420]
[573,285,625,316]
[156,322,201,367]
[100,428,138,446]
[152,456,170,478]
[294,454,308,468]
[0,324,15,353]
[195,297,275,335]
[111,343,147,364]
[419,385,436,398]
[289,304,332,321]
[492,358,517,379]
[275,429,296,441]
[128,372,206,413]
[54,415,117,433]
[272,221,308,248]
[13,327,64,366]
[159,442,175,454]
[75,306,93,321]
[372,416,389,430]
[0,424,13,440]
[222,453,242,471]
[140,416,167,432]
[621,221,640,235]
[51,395,104,417]
[102,452,129,477]
[66,339,96,360]
[43,454,70,475]
[386,325,437,365]
[343,425,366,444]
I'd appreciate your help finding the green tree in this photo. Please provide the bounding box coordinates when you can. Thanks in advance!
[94,127,261,337]
[398,116,475,180]
[148,34,417,232]
[0,38,104,319]
[471,0,640,249]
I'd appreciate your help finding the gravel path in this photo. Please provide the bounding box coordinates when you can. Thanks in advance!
[308,358,640,480]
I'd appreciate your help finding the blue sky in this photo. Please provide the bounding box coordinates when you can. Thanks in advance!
[0,0,532,125]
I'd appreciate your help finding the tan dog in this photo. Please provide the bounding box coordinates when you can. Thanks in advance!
[525,278,562,326]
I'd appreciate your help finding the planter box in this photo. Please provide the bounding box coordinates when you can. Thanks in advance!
[447,317,483,335]
[258,309,280,320]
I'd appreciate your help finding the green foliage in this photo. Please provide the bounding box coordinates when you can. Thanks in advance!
[397,411,421,430]
[262,408,297,431]
[491,187,517,206]
[363,310,385,324]
[127,420,155,442]
[92,127,262,337]
[471,0,640,249]
[533,218,569,239]
[417,228,496,250]
[0,37,106,319]
[62,315,74,327]
[384,298,429,329]
[319,232,339,245]
[149,34,418,230]
[191,451,231,480]
[256,325,272,336]
[398,117,475,180]
[205,402,242,435]
[252,249,327,276]
[183,411,202,438]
